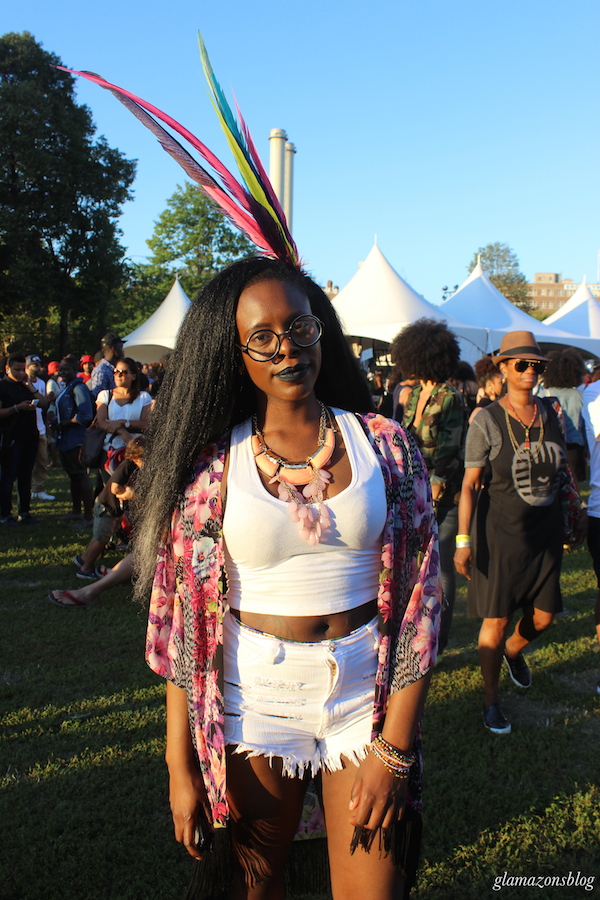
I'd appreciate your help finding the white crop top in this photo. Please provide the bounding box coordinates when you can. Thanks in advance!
[223,408,387,616]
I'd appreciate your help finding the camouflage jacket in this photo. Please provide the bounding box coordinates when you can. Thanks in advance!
[402,382,468,505]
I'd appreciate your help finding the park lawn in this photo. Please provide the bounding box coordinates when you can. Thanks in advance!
[1,469,599,899]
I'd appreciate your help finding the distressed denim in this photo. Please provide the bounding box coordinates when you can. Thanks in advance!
[223,611,380,777]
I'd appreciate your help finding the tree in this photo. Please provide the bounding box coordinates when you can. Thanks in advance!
[468,242,530,309]
[528,309,552,322]
[0,32,136,355]
[138,182,255,303]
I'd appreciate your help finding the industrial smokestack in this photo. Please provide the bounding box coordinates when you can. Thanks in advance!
[269,128,287,205]
[284,142,296,232]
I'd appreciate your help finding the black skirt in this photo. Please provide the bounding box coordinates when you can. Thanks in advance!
[468,402,565,619]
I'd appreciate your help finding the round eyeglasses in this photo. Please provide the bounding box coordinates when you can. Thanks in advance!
[511,359,546,375]
[238,315,323,362]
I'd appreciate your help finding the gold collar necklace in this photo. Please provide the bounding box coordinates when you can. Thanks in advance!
[251,402,335,485]
[251,402,335,545]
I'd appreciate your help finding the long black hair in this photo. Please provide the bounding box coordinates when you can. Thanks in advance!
[133,256,373,599]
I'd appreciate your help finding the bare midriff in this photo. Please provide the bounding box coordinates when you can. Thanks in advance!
[230,597,378,642]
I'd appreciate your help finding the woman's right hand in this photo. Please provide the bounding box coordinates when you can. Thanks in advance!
[168,765,213,861]
[454,546,472,579]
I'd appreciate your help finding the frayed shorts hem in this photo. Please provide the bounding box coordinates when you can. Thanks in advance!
[223,610,379,777]
[227,738,371,779]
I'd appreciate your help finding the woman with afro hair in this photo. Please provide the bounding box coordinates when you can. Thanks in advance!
[391,318,468,653]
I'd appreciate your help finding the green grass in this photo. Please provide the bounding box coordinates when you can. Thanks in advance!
[1,470,599,899]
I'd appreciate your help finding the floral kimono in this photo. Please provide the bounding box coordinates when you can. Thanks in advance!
[146,413,441,827]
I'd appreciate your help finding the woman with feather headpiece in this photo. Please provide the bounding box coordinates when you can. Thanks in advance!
[62,38,441,899]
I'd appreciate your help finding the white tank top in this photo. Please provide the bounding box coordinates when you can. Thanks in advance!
[223,408,387,615]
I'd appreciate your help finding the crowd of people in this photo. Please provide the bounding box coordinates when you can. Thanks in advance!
[386,323,598,731]
[38,43,599,898]
[2,304,600,898]
[0,337,165,530]
[0,337,161,609]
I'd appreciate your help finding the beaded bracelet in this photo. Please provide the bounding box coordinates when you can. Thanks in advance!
[370,735,415,778]
[374,734,415,765]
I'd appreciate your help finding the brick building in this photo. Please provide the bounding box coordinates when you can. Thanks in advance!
[527,273,600,312]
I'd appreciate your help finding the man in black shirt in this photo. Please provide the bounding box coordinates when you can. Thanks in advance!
[0,353,48,525]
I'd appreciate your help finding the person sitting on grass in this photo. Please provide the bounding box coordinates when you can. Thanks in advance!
[72,436,145,580]
[48,553,133,608]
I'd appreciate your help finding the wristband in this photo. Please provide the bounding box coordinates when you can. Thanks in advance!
[456,534,470,542]
[456,540,470,549]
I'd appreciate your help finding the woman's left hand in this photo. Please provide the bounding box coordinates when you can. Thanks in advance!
[349,751,408,832]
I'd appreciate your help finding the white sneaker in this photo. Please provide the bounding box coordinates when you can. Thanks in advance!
[33,491,55,501]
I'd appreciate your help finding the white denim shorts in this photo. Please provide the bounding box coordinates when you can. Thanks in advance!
[223,609,380,777]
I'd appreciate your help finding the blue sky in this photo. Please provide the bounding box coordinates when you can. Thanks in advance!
[5,0,600,303]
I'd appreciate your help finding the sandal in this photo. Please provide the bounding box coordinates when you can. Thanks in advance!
[47,590,88,608]
[95,565,112,578]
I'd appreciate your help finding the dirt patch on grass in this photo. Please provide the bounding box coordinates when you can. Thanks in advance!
[553,670,600,695]
[507,693,600,733]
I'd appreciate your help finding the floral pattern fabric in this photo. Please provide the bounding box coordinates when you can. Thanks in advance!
[146,414,441,826]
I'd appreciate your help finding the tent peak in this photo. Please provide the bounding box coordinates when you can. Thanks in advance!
[462,258,484,286]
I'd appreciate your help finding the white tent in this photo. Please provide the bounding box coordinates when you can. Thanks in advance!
[440,261,600,358]
[543,277,600,338]
[331,244,489,360]
[123,278,191,363]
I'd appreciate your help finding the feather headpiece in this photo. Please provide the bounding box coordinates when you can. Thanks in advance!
[56,34,300,268]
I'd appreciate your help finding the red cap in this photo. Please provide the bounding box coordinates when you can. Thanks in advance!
[80,354,95,363]
[47,361,60,376]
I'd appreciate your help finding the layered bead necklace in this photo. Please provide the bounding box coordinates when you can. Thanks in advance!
[504,396,544,458]
[251,402,335,545]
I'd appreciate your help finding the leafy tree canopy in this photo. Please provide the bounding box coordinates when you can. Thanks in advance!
[136,181,255,304]
[528,309,552,322]
[0,31,136,355]
[468,241,530,309]
[109,183,255,339]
